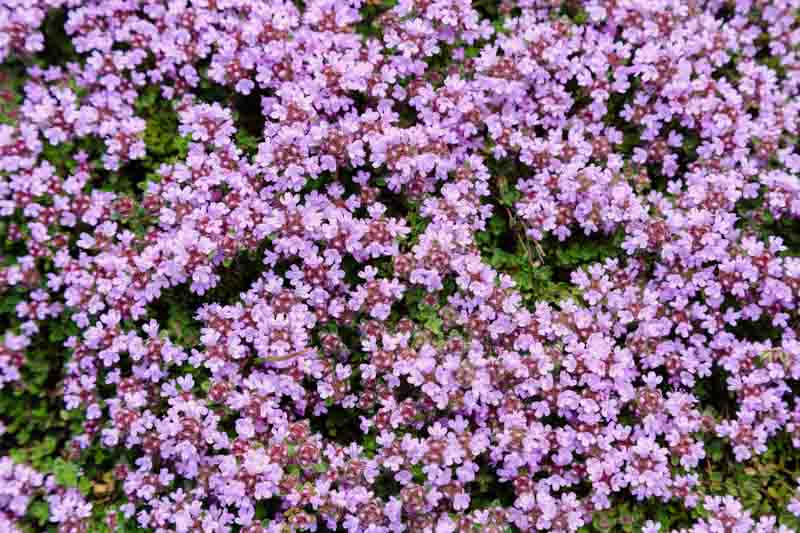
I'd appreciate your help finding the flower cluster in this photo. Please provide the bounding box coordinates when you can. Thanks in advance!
[0,457,91,532]
[2,0,800,531]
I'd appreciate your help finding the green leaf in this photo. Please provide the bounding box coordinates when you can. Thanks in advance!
[53,459,80,488]
[28,500,49,525]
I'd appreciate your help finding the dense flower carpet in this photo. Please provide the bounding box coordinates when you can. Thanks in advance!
[3,0,800,531]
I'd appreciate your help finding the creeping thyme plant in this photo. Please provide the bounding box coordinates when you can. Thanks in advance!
[4,0,800,532]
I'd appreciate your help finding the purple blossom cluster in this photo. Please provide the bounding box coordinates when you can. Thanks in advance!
[0,457,91,532]
[3,0,800,531]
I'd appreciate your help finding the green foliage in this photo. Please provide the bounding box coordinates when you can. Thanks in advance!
[357,0,398,38]
[470,461,515,510]
[309,405,363,445]
[551,230,625,269]
[476,210,582,304]
[0,315,81,455]
[139,89,189,163]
